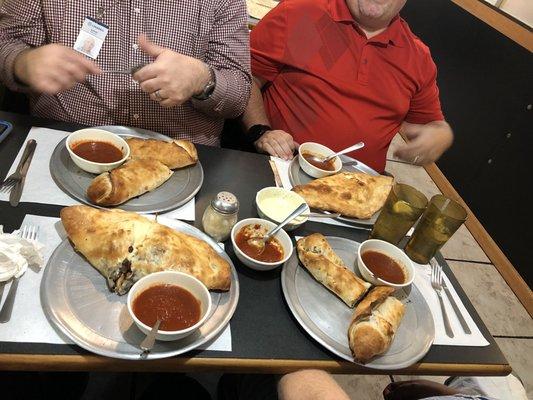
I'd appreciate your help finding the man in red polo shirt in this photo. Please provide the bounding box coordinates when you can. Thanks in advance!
[241,0,453,172]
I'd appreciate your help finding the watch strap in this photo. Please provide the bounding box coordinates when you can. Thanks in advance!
[246,124,271,144]
[193,65,216,100]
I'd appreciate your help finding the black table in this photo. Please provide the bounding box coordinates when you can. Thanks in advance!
[0,111,510,375]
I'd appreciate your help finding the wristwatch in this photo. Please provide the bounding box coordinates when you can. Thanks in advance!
[193,65,216,101]
[246,124,271,144]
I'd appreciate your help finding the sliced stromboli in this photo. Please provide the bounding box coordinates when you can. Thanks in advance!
[125,137,198,169]
[87,158,173,206]
[348,286,405,363]
[60,205,231,294]
[296,233,371,307]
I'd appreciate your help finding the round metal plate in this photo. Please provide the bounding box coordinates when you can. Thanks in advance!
[281,236,434,370]
[41,218,239,360]
[288,156,380,226]
[49,126,204,214]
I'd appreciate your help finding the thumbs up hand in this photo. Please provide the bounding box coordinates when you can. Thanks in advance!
[132,34,211,108]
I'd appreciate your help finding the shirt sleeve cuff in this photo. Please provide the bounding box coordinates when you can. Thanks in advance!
[2,43,32,93]
[190,68,228,115]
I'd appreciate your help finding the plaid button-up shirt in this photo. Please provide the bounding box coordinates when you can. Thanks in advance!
[0,0,251,145]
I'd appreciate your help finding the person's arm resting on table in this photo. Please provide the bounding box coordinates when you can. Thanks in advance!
[393,54,453,165]
[0,0,101,94]
[241,2,298,160]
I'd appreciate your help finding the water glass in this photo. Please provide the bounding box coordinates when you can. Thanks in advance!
[369,183,428,245]
[404,195,467,264]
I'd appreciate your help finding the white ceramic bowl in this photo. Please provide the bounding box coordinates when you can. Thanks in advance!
[127,271,212,341]
[231,218,293,271]
[298,142,342,178]
[357,239,415,289]
[66,128,130,174]
[255,187,310,231]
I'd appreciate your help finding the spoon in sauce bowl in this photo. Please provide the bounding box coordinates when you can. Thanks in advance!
[322,141,365,163]
[140,318,161,357]
[248,203,308,253]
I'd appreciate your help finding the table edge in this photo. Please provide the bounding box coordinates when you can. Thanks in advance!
[0,354,512,375]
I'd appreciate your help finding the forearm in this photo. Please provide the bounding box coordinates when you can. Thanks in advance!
[278,370,350,400]
[401,120,453,147]
[191,0,251,118]
[0,0,45,91]
[240,78,271,130]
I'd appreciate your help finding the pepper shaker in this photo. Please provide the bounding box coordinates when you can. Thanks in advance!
[202,191,239,242]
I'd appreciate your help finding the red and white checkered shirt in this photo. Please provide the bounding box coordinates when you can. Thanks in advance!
[0,0,251,145]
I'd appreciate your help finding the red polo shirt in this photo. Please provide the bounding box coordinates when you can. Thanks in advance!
[251,0,444,172]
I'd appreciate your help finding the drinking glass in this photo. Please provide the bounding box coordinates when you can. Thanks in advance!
[404,195,467,264]
[369,183,428,245]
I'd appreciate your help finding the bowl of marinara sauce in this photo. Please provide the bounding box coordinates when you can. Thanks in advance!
[127,271,212,341]
[66,128,130,174]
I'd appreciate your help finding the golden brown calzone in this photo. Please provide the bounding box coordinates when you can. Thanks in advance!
[126,138,198,169]
[348,286,405,363]
[87,158,173,206]
[297,233,370,307]
[293,172,393,219]
[60,205,231,294]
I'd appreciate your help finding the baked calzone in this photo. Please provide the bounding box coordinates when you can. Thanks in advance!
[61,205,231,294]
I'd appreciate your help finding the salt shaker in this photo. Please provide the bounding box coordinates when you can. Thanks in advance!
[202,191,239,242]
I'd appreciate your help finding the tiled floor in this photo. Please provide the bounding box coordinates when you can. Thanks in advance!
[495,338,533,399]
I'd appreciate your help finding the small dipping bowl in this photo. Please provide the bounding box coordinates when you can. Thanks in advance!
[66,128,130,174]
[255,187,310,231]
[231,218,293,271]
[357,239,415,289]
[127,271,212,341]
[298,142,342,179]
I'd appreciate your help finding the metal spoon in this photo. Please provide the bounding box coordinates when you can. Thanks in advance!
[140,319,161,356]
[322,141,365,163]
[248,203,308,252]
[303,212,341,219]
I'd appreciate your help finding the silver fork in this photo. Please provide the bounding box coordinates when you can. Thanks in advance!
[0,139,37,193]
[0,225,39,323]
[430,260,454,338]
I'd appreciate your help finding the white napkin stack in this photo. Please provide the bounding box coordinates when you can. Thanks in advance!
[0,226,44,282]
[0,127,195,221]
[413,262,489,347]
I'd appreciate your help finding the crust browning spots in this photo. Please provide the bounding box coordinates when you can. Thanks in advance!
[317,184,332,193]
[341,192,352,200]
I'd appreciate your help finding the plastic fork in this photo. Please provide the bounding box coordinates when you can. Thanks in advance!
[0,225,39,323]
[430,260,454,338]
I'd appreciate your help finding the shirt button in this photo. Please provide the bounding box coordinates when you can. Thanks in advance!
[133,114,140,120]
[134,7,141,14]
[362,59,368,65]
[132,43,139,50]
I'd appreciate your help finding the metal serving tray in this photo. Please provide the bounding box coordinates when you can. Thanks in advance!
[49,126,203,214]
[281,236,434,370]
[288,155,381,226]
[41,218,239,360]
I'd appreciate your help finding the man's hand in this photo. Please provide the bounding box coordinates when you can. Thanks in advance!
[383,379,461,400]
[254,130,298,160]
[394,121,453,165]
[14,44,101,94]
[133,35,211,108]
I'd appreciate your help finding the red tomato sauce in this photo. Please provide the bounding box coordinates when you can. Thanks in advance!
[71,141,124,163]
[132,284,201,331]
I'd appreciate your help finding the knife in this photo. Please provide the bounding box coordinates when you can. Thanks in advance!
[9,140,37,206]
[443,280,472,334]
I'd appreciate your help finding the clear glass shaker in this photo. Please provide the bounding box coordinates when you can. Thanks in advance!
[202,191,239,242]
